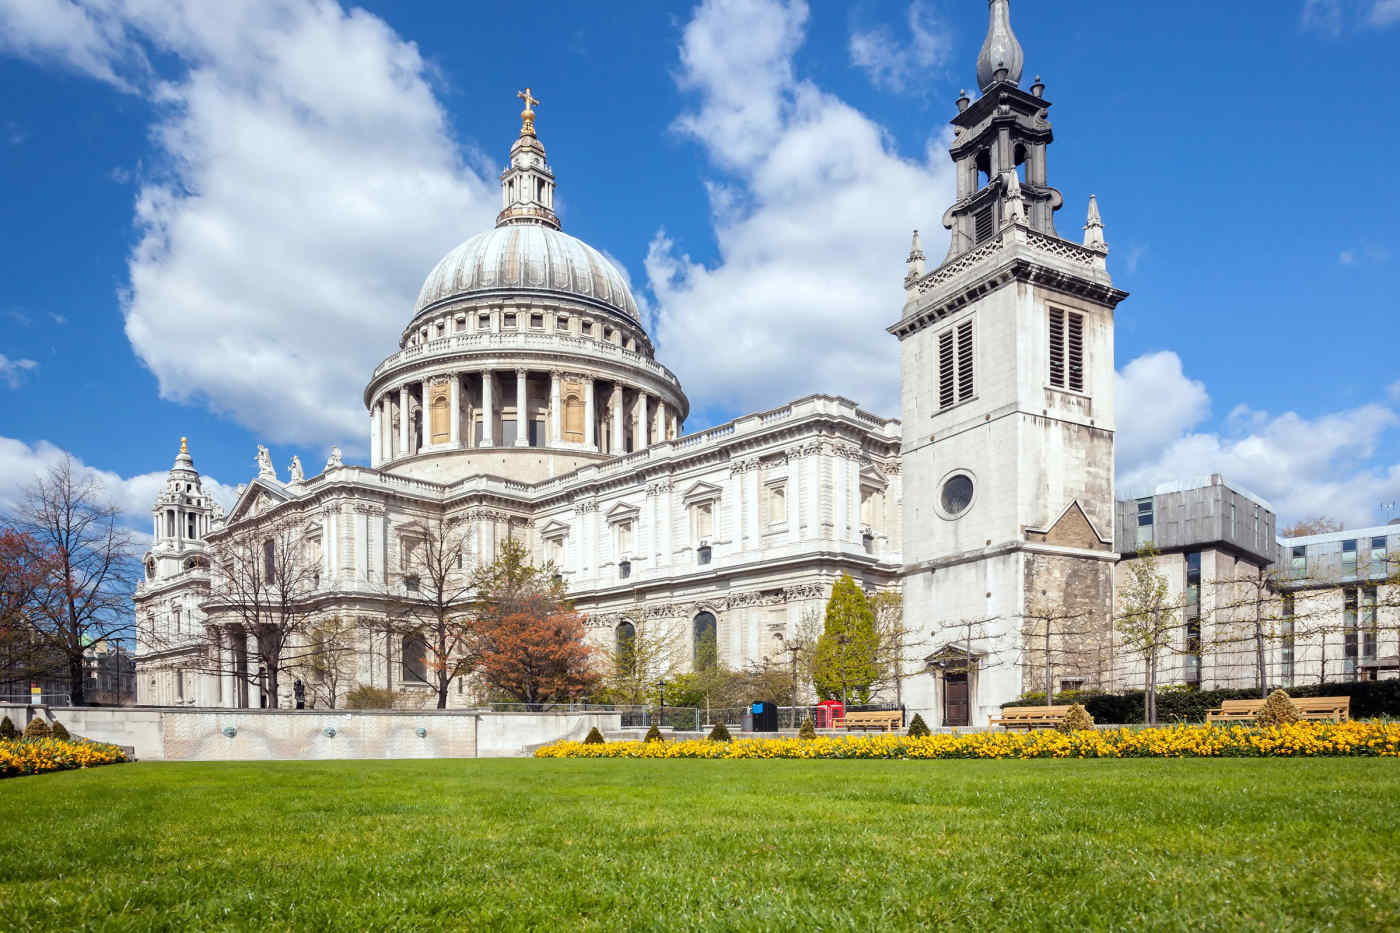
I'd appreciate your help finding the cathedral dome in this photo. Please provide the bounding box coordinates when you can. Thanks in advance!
[413,225,640,322]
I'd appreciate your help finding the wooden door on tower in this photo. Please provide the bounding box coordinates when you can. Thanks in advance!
[943,672,969,727]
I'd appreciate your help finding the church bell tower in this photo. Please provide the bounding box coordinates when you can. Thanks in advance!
[891,0,1128,726]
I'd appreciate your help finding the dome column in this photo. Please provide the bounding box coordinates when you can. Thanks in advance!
[482,371,495,447]
[449,375,461,448]
[635,392,649,449]
[549,370,563,445]
[370,402,381,466]
[610,385,624,454]
[514,369,530,447]
[585,378,597,452]
[418,382,429,454]
[398,385,410,457]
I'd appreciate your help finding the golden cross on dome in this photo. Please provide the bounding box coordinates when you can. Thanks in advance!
[517,87,539,135]
[180,436,188,454]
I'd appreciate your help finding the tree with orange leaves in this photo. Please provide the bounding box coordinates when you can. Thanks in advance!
[467,539,595,706]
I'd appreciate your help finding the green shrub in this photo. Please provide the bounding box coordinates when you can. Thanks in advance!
[707,722,732,742]
[1257,690,1300,727]
[907,713,931,738]
[583,726,605,745]
[798,716,816,740]
[0,716,15,740]
[50,720,71,741]
[22,717,51,740]
[644,723,664,743]
[344,684,398,709]
[1058,704,1094,733]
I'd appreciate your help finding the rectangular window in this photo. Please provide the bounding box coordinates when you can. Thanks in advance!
[478,313,490,331]
[1184,552,1202,685]
[1281,594,1296,685]
[1342,539,1358,576]
[1230,503,1237,539]
[1370,536,1388,577]
[1135,498,1153,548]
[581,321,593,337]
[530,313,544,329]
[262,538,276,583]
[693,501,713,541]
[556,314,569,331]
[500,419,518,447]
[768,484,787,524]
[974,205,994,243]
[1362,587,1378,660]
[1048,308,1085,392]
[503,313,517,329]
[1344,589,1358,677]
[617,521,633,556]
[528,419,545,446]
[957,321,974,402]
[938,329,956,410]
[1291,545,1307,579]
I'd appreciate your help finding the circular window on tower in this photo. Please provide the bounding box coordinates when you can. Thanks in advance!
[938,471,976,520]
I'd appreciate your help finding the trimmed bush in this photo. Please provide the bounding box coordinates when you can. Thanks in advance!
[707,722,732,742]
[907,713,931,738]
[50,720,71,741]
[344,684,399,709]
[22,717,51,740]
[1058,704,1094,733]
[644,723,665,743]
[1257,690,1300,727]
[583,726,606,745]
[798,716,817,740]
[0,716,15,740]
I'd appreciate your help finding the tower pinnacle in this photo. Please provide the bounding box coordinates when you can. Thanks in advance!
[1083,195,1108,252]
[497,88,560,229]
[976,0,1024,92]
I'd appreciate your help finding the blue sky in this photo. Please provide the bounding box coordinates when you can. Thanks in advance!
[0,0,1397,533]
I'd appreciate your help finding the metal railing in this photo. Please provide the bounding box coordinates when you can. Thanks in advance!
[703,704,906,730]
[0,693,72,706]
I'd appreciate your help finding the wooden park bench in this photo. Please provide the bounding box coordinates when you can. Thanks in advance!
[842,710,903,732]
[1205,696,1350,724]
[989,705,1071,731]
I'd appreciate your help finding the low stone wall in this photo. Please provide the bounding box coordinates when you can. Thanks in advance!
[0,705,620,761]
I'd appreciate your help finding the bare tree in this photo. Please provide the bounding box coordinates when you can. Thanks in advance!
[1205,565,1331,695]
[204,514,320,708]
[1115,543,1181,724]
[9,456,136,706]
[600,616,682,706]
[1019,602,1097,705]
[869,591,924,708]
[304,614,361,709]
[1279,516,1343,538]
[384,516,475,708]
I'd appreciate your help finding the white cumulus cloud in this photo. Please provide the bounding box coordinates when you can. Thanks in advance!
[649,0,956,420]
[0,0,498,450]
[0,436,238,545]
[0,354,38,388]
[849,1,952,94]
[1116,350,1400,529]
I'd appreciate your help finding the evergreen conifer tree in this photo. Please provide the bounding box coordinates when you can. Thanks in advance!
[812,574,879,704]
[0,716,15,740]
[907,713,931,738]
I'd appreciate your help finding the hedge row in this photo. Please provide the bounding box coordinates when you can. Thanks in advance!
[1006,680,1400,723]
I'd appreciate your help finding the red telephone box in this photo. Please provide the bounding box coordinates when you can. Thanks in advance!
[816,699,844,729]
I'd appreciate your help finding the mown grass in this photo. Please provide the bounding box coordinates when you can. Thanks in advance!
[1,758,1398,930]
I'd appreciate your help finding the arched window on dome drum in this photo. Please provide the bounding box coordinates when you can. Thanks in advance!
[564,395,585,443]
[429,387,450,445]
[693,612,717,671]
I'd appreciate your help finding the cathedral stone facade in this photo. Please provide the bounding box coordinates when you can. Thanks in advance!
[140,4,1387,725]
[134,91,903,710]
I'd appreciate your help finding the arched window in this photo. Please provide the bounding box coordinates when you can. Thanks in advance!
[564,395,585,443]
[615,621,637,676]
[402,633,428,684]
[693,612,717,671]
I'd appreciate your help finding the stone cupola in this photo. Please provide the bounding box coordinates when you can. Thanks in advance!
[495,88,559,230]
[145,438,217,584]
[941,0,1062,261]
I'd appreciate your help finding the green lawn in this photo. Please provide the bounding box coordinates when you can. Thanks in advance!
[2,759,1398,931]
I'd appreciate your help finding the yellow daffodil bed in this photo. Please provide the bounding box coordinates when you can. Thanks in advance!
[536,720,1400,760]
[0,738,129,778]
